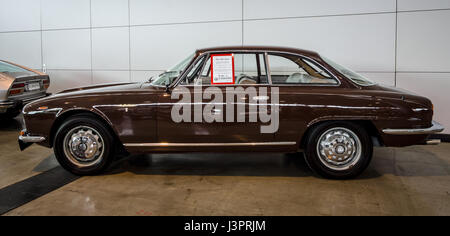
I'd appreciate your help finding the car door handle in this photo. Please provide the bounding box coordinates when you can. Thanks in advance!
[252,96,269,101]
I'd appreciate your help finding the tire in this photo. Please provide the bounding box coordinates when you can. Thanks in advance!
[304,121,373,179]
[53,114,116,175]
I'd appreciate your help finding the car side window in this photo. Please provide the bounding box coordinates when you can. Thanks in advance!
[268,53,337,85]
[234,53,268,85]
[179,55,207,85]
[186,53,269,86]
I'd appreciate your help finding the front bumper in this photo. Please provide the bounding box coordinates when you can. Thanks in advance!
[18,130,46,151]
[382,121,445,135]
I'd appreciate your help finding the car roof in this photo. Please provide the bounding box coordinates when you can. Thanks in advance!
[196,46,320,58]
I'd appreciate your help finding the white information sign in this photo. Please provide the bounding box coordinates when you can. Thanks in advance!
[211,54,235,84]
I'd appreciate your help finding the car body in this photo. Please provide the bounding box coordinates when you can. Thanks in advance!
[18,46,444,178]
[0,60,50,117]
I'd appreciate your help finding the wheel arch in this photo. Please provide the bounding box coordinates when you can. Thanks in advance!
[299,119,383,149]
[49,108,123,149]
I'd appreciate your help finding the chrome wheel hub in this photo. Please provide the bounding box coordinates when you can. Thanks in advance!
[63,126,104,167]
[316,127,362,171]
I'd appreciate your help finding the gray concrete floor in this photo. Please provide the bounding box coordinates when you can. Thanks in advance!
[0,116,449,216]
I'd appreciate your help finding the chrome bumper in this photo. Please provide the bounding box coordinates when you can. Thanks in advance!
[19,135,45,143]
[0,101,15,113]
[0,93,49,113]
[0,101,15,107]
[18,130,46,151]
[382,121,445,135]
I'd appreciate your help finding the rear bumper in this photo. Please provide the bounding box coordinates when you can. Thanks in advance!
[0,93,50,114]
[382,121,445,135]
[0,100,17,113]
[18,129,46,151]
[21,93,50,104]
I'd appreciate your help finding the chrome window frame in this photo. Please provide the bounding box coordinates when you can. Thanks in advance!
[265,51,340,87]
[170,49,342,89]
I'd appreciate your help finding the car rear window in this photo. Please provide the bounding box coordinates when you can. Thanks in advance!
[0,61,37,77]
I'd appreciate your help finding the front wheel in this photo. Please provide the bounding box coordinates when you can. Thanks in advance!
[53,114,116,175]
[304,121,373,179]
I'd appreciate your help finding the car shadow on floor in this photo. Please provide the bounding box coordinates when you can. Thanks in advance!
[0,116,22,131]
[103,152,388,179]
[29,144,449,180]
[103,145,450,179]
[106,152,316,178]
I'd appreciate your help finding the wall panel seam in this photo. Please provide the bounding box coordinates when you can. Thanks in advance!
[2,8,450,34]
[241,0,244,46]
[128,0,132,82]
[243,11,396,22]
[89,0,93,84]
[395,0,398,87]
[40,0,43,71]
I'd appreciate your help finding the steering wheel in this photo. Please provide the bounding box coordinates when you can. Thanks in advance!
[236,74,255,84]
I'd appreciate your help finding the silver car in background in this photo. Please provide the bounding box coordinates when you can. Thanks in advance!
[0,60,50,118]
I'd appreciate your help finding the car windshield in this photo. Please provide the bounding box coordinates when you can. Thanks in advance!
[0,61,36,76]
[149,53,195,86]
[322,56,376,86]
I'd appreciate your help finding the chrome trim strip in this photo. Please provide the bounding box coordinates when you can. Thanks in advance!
[19,135,46,143]
[412,108,429,112]
[124,141,296,147]
[24,107,62,115]
[382,121,445,135]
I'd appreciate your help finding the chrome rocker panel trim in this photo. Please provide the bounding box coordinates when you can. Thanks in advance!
[382,121,445,135]
[124,142,296,147]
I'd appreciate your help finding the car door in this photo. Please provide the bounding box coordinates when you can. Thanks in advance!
[266,52,340,144]
[156,52,277,150]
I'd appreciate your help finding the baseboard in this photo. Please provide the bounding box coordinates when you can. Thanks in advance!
[429,134,450,143]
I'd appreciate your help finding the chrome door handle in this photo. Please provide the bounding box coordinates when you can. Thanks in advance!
[252,96,269,101]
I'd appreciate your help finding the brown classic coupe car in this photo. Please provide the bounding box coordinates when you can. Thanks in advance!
[19,46,444,179]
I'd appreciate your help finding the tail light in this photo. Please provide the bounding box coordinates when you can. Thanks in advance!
[9,83,25,96]
[43,78,50,89]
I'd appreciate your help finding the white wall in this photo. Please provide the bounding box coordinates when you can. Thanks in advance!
[0,0,449,133]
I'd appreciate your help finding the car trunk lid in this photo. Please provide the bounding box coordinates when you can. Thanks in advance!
[8,75,50,101]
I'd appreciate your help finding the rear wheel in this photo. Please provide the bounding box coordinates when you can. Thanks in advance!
[304,121,373,179]
[53,114,115,175]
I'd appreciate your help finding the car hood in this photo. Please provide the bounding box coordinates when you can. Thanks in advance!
[25,82,153,108]
[58,82,143,94]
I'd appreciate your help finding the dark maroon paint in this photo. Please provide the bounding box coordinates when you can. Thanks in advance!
[22,46,434,153]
